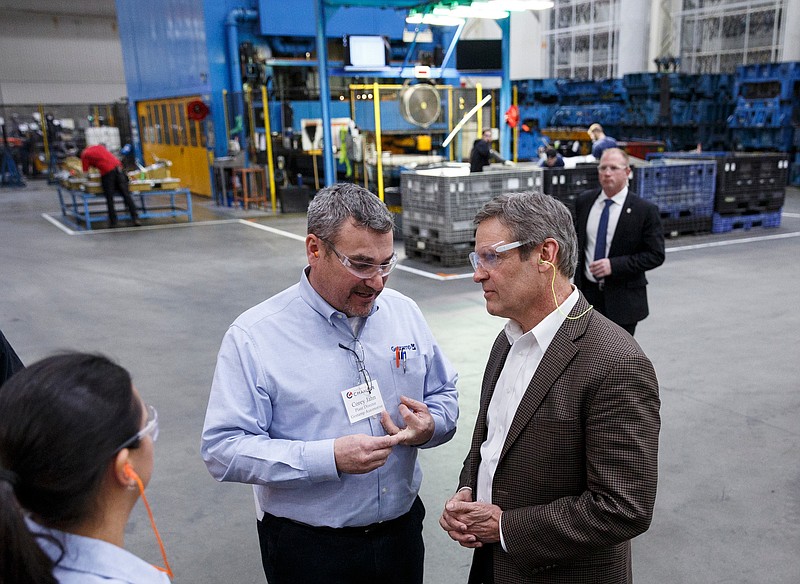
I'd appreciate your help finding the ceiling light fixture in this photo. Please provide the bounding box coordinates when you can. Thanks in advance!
[406,10,466,27]
[472,0,555,11]
[433,3,510,19]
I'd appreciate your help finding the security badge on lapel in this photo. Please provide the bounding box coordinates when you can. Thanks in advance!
[341,380,384,424]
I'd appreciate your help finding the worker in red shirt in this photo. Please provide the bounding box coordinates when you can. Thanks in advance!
[80,144,141,227]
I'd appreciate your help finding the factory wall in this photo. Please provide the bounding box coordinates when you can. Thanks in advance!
[0,8,125,104]
[115,0,219,100]
[511,10,548,80]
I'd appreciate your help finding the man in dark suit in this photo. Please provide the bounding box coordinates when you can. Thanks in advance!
[575,148,665,336]
[440,191,660,584]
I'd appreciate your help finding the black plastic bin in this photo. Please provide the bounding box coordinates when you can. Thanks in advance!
[279,185,312,214]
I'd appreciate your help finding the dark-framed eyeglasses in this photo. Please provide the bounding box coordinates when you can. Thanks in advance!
[319,238,398,279]
[469,240,534,272]
[338,339,373,390]
[115,404,159,452]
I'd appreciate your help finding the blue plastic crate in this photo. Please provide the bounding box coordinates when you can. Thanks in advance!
[516,79,559,104]
[711,210,782,233]
[623,72,660,95]
[556,78,602,98]
[633,160,716,214]
[792,154,800,187]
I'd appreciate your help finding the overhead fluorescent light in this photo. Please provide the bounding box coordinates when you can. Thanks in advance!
[406,11,466,27]
[433,3,509,19]
[476,0,554,10]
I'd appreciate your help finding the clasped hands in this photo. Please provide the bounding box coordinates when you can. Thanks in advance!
[333,395,434,474]
[439,488,502,548]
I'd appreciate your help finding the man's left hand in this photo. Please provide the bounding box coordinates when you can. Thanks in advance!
[381,396,434,446]
[444,499,502,544]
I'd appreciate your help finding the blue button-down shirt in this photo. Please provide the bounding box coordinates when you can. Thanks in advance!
[201,268,459,528]
[28,519,170,584]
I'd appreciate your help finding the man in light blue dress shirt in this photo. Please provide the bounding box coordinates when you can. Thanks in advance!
[201,183,459,584]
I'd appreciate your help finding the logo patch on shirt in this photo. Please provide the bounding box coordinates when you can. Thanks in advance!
[390,343,417,353]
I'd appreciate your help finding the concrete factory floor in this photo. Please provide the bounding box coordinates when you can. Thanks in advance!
[2,179,799,583]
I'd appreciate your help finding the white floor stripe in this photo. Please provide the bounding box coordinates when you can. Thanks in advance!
[44,212,800,278]
[44,213,239,235]
[237,219,307,242]
[667,230,800,252]
[41,213,76,234]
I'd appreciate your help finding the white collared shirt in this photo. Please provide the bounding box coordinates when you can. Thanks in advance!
[584,187,628,283]
[476,286,580,509]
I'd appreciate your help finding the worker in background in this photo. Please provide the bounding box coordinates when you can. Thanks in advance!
[470,129,507,173]
[587,123,618,160]
[574,148,665,336]
[538,147,565,168]
[201,183,459,584]
[80,143,141,228]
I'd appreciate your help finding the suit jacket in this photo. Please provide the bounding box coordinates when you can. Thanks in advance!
[574,188,665,325]
[459,295,660,584]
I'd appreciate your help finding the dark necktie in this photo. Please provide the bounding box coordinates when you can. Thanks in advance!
[593,198,614,261]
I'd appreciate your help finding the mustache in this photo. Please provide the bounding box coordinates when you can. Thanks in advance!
[353,285,379,295]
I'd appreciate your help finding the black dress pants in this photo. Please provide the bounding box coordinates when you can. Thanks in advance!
[257,496,425,584]
[101,168,139,225]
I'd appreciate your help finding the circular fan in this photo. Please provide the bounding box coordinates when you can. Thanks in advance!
[399,84,441,128]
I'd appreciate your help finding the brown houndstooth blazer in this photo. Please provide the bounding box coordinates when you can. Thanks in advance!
[459,294,661,584]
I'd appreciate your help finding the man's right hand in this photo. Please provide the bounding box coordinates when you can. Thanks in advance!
[333,433,402,474]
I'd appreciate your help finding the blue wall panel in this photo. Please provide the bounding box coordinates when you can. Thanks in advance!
[258,0,408,38]
[116,0,219,100]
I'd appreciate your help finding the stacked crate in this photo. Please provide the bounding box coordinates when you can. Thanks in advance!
[538,163,600,217]
[646,151,789,233]
[711,153,789,233]
[631,159,717,235]
[401,165,540,266]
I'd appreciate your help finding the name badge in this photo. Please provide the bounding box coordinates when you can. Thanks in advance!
[341,380,385,424]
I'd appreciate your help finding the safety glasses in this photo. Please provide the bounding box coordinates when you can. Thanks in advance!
[320,238,398,279]
[469,240,534,272]
[115,404,159,452]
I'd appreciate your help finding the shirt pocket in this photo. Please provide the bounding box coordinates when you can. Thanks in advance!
[380,353,427,408]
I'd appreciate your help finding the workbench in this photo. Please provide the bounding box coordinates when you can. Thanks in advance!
[56,186,193,230]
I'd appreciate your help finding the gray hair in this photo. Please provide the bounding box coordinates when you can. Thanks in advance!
[307,183,394,242]
[474,191,578,278]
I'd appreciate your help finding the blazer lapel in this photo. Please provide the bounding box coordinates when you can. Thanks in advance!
[499,296,590,460]
[609,191,636,254]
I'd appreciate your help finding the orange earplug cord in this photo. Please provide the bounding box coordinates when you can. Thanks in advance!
[129,468,174,579]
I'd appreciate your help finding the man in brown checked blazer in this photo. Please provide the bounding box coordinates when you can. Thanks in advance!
[440,191,660,583]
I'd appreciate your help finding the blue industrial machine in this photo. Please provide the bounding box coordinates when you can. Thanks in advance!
[114,0,500,199]
[114,0,800,197]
